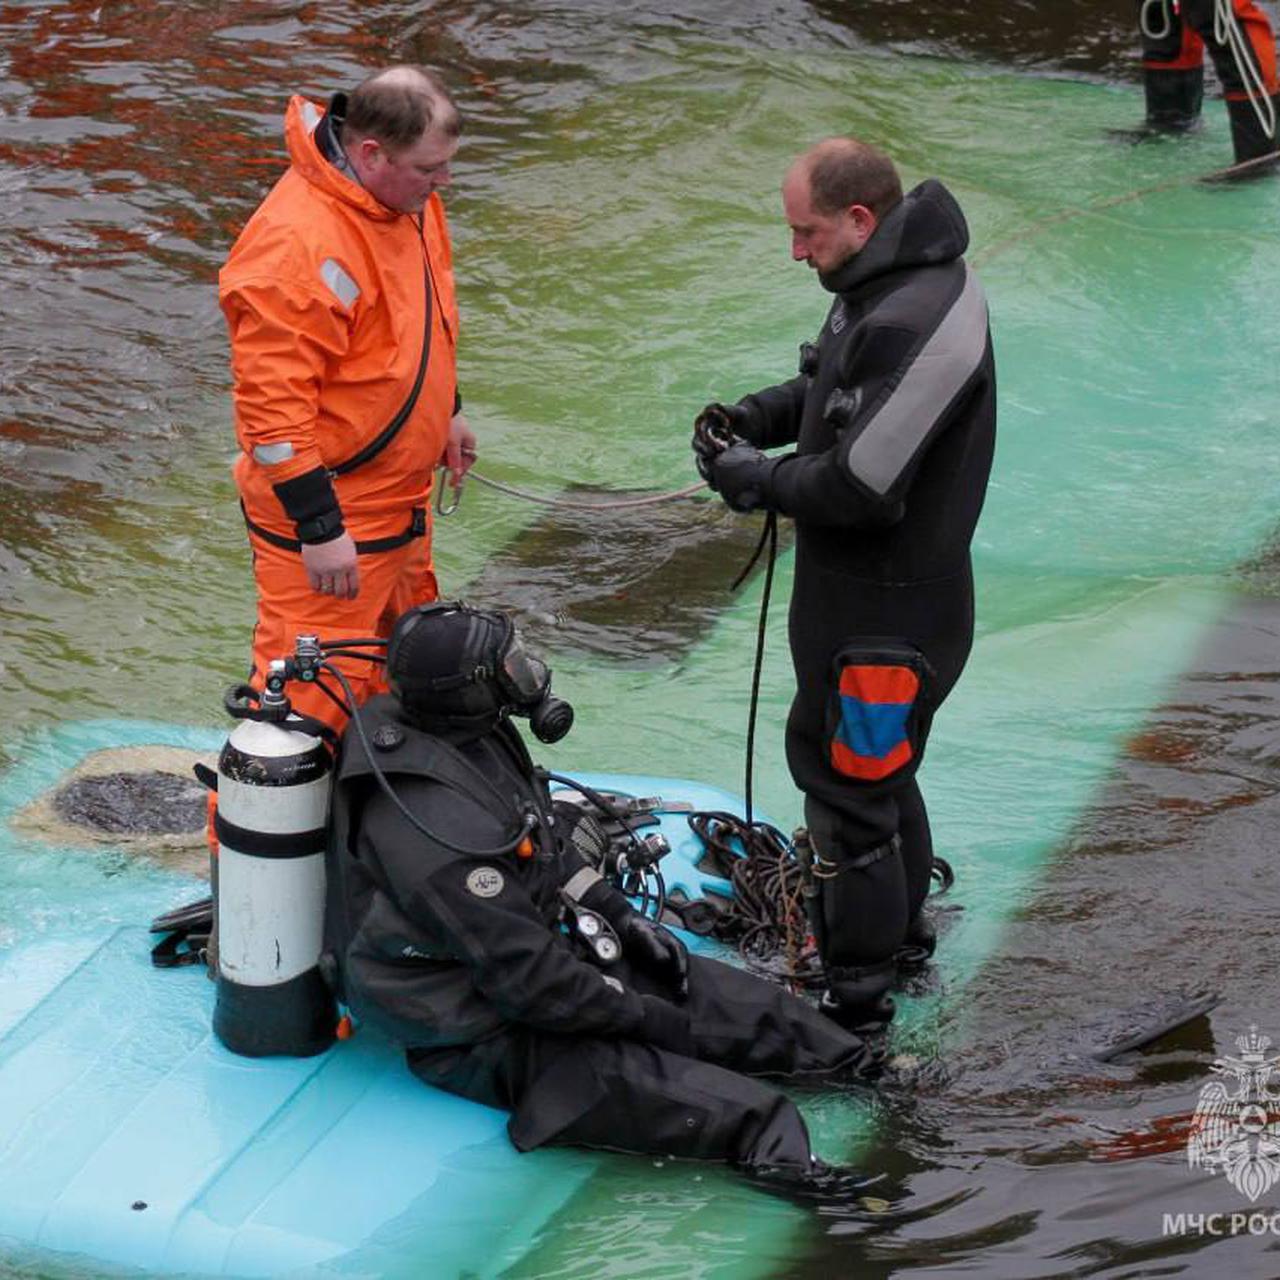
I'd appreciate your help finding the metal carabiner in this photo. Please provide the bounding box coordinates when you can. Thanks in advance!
[435,465,463,516]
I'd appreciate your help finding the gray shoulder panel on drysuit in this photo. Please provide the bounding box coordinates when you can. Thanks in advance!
[843,265,989,499]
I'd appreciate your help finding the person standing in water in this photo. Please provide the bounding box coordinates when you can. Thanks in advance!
[693,138,995,1033]
[220,66,475,736]
[1134,0,1280,164]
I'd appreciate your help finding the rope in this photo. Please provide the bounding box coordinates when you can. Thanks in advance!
[1140,0,1173,41]
[1215,0,1277,140]
[462,470,707,511]
[687,811,823,990]
[971,146,1280,272]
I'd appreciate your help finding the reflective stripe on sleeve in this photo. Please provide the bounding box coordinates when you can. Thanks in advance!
[252,442,295,465]
[320,258,360,309]
[844,266,988,499]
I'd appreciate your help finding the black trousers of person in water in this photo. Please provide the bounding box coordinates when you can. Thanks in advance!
[407,951,871,1171]
[786,555,975,1022]
[1138,0,1280,160]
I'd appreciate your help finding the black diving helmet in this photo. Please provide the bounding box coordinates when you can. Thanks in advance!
[386,601,574,743]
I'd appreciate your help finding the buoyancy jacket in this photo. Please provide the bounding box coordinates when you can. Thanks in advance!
[735,178,996,588]
[220,96,459,546]
[325,696,686,1050]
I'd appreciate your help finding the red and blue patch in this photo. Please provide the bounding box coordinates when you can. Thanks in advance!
[830,664,919,781]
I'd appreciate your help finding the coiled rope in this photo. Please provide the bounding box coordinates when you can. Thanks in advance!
[687,810,822,990]
[685,807,958,990]
[1215,0,1277,140]
[1140,0,1174,41]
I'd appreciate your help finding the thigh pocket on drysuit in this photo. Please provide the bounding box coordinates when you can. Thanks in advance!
[825,640,934,782]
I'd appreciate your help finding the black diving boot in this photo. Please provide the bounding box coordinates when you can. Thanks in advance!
[1226,94,1280,170]
[1146,67,1204,131]
[1112,68,1204,142]
[746,1156,884,1209]
[820,961,897,1035]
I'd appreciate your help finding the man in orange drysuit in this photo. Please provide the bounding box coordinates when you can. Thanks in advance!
[1137,0,1280,163]
[220,65,475,734]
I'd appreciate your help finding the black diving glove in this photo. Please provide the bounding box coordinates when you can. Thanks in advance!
[708,443,779,513]
[573,875,689,1001]
[618,914,690,1001]
[692,402,748,482]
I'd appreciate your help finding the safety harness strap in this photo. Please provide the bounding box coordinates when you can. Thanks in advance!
[242,504,427,555]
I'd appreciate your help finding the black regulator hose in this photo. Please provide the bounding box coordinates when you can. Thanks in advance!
[542,770,649,858]
[322,660,536,858]
[543,769,667,921]
[730,510,779,827]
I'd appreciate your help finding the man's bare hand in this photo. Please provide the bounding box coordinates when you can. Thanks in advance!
[302,533,360,600]
[442,411,477,488]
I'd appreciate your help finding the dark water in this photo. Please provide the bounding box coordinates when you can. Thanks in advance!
[803,590,1280,1277]
[812,0,1137,79]
[4,2,1280,1277]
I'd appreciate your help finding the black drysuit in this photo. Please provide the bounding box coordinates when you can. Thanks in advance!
[325,695,874,1172]
[719,179,995,1010]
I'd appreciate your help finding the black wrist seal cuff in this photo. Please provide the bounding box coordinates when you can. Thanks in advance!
[273,468,345,545]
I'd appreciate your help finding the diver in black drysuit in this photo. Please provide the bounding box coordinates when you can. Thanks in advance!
[696,157,996,1031]
[325,601,879,1183]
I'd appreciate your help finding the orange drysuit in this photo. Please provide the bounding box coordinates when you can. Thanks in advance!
[220,95,459,732]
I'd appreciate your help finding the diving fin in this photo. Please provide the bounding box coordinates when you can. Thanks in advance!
[150,894,213,935]
[1090,987,1220,1063]
[149,894,214,970]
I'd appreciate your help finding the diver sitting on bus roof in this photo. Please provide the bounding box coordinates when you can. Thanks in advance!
[323,601,880,1187]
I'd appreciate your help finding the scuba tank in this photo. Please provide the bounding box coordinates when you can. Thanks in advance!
[212,654,337,1058]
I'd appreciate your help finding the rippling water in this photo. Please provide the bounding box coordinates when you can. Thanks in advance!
[4,2,1280,1277]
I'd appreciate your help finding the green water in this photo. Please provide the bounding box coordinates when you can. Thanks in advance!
[3,7,1280,1276]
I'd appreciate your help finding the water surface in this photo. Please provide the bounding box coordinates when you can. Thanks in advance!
[3,3,1280,1276]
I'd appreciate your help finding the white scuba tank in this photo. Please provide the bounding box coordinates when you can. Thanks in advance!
[212,710,336,1057]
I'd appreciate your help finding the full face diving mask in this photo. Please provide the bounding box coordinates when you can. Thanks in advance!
[495,621,575,743]
[388,602,574,743]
